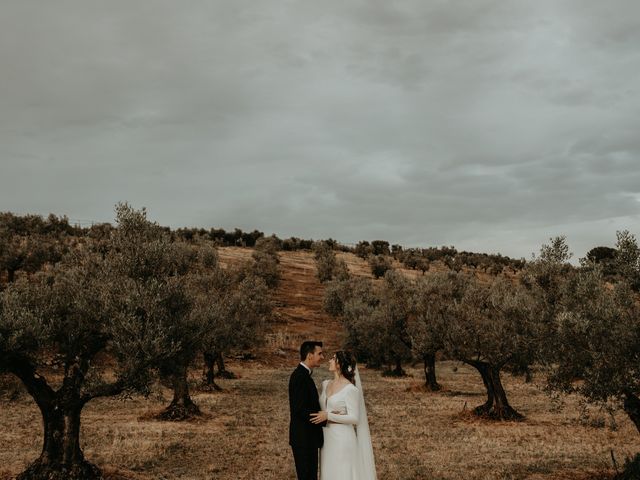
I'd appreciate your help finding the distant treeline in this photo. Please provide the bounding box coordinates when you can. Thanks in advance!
[0,211,622,278]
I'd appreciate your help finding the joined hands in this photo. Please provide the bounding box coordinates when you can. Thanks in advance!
[310,410,342,424]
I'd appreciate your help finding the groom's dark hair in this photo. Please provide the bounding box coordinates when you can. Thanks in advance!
[300,341,323,361]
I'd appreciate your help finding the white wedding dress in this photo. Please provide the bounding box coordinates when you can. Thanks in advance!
[319,369,377,480]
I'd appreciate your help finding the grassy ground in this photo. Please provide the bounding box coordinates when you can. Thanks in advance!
[1,360,636,480]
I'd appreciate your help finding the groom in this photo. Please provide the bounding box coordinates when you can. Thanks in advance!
[289,341,326,480]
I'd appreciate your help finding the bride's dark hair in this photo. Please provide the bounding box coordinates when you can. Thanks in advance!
[335,350,357,384]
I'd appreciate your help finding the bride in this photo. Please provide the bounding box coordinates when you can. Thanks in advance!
[310,351,377,480]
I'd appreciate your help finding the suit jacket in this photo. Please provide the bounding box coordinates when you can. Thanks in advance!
[289,364,325,449]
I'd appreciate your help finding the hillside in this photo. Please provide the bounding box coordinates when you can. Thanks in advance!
[216,247,356,364]
[216,245,503,368]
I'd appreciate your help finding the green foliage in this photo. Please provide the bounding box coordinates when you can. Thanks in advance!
[397,246,525,275]
[586,246,617,263]
[400,249,430,274]
[546,265,640,405]
[322,276,381,364]
[532,234,640,434]
[182,227,265,247]
[0,204,190,395]
[368,254,392,279]
[447,275,541,368]
[521,236,574,327]
[323,277,377,318]
[195,271,272,355]
[539,235,572,264]
[371,240,390,256]
[0,231,66,283]
[443,254,464,273]
[355,241,373,259]
[332,271,413,371]
[614,230,640,290]
[443,273,542,419]
[248,236,281,288]
[281,237,314,251]
[313,241,349,283]
[409,272,465,360]
[0,212,79,237]
[104,203,199,386]
[391,244,403,255]
[373,270,414,372]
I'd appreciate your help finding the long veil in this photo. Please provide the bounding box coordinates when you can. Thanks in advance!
[354,367,377,479]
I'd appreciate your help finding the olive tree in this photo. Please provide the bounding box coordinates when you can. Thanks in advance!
[94,205,205,422]
[323,276,381,366]
[195,268,272,390]
[373,270,414,375]
[446,274,542,420]
[547,262,640,432]
[400,249,431,275]
[0,204,181,479]
[614,230,640,290]
[250,236,281,288]
[586,246,617,275]
[323,276,376,318]
[0,233,64,284]
[332,271,413,374]
[368,254,392,279]
[519,236,574,382]
[313,241,349,283]
[545,261,640,478]
[408,272,466,390]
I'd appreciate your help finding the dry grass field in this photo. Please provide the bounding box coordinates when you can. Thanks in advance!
[1,361,637,480]
[1,247,638,479]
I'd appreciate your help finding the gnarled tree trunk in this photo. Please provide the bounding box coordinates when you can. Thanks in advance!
[623,390,640,434]
[386,356,406,377]
[215,352,236,379]
[467,361,522,420]
[10,359,101,480]
[423,353,441,391]
[159,364,201,420]
[202,352,222,391]
[18,402,100,480]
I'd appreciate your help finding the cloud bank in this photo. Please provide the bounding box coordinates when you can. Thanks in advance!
[1,0,639,259]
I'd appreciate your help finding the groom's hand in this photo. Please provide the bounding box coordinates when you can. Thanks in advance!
[310,411,328,424]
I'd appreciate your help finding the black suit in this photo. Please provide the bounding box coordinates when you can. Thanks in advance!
[289,364,325,480]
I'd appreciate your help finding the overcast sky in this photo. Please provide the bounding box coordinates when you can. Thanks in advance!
[1,1,639,260]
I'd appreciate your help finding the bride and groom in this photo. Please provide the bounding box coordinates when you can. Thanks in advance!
[288,341,377,480]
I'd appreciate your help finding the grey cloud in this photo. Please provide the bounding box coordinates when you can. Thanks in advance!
[1,0,639,261]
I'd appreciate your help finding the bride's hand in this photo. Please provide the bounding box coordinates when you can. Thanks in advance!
[310,411,328,424]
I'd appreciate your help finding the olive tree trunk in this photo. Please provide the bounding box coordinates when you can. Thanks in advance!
[202,352,222,391]
[18,402,100,480]
[384,356,406,377]
[11,360,101,480]
[159,364,201,420]
[215,352,236,379]
[466,360,523,420]
[423,353,441,391]
[623,390,640,434]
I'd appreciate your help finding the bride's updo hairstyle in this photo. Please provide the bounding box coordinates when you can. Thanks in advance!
[335,350,357,384]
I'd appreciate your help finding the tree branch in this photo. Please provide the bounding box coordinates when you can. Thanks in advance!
[80,380,126,405]
[7,354,56,409]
